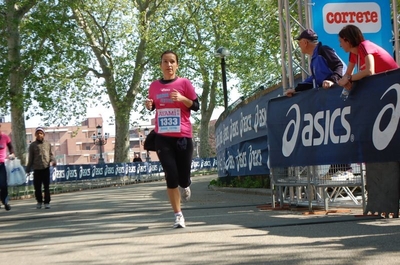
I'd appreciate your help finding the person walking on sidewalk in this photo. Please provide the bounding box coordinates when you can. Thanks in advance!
[133,154,142,163]
[0,126,15,211]
[26,127,56,209]
[145,50,199,228]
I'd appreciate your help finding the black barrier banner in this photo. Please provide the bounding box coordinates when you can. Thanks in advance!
[216,136,269,177]
[191,157,218,171]
[267,69,400,167]
[22,159,217,186]
[214,89,283,177]
[215,93,274,150]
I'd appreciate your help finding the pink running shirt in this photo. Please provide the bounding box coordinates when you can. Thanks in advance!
[148,77,197,138]
[0,133,11,163]
[349,40,399,73]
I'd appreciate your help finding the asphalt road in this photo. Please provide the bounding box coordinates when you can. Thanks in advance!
[1,174,399,265]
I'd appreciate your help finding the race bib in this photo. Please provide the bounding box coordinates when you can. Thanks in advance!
[157,108,181,133]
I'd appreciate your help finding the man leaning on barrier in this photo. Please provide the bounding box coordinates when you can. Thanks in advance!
[284,28,346,97]
[284,28,352,178]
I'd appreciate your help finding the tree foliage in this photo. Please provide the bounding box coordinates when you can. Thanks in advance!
[1,0,285,162]
[1,0,97,163]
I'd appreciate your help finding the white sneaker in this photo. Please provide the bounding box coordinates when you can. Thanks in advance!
[44,203,51,209]
[179,186,191,202]
[173,214,185,228]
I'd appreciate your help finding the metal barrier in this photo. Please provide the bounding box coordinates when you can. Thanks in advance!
[271,163,366,211]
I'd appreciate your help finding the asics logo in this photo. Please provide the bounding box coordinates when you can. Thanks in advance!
[282,105,301,157]
[282,104,351,157]
[372,84,400,150]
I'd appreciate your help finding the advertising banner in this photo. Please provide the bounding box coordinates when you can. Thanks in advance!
[22,159,218,186]
[216,136,269,177]
[311,0,393,65]
[267,69,400,168]
[215,88,283,177]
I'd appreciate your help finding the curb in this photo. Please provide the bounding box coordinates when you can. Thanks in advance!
[208,185,272,196]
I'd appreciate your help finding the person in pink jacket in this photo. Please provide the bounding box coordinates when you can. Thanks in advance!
[337,24,398,88]
[145,50,199,228]
[0,126,15,211]
[337,24,400,217]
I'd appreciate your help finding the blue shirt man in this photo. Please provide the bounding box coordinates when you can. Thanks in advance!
[285,29,346,96]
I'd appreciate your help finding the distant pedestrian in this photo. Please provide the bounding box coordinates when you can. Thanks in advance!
[145,50,199,228]
[0,125,15,211]
[26,127,56,209]
[133,154,143,163]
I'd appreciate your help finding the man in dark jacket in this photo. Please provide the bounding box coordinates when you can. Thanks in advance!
[133,154,142,163]
[285,29,346,96]
[26,127,56,209]
[285,29,352,175]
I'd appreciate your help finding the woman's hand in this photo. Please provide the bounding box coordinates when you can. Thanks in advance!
[343,82,352,91]
[145,99,153,110]
[170,89,184,102]
[338,75,350,87]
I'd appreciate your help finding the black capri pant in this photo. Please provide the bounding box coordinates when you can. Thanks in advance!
[155,134,193,189]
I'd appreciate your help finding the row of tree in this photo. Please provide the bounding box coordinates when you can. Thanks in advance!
[1,0,284,164]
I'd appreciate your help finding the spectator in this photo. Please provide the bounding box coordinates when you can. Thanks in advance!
[0,125,15,211]
[285,29,351,176]
[285,28,346,97]
[337,24,399,88]
[145,50,199,228]
[133,154,143,163]
[26,127,56,209]
[337,24,399,216]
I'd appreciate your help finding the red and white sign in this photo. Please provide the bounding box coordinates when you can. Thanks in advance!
[323,2,381,34]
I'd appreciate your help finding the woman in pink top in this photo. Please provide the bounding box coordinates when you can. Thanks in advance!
[145,50,199,228]
[337,24,400,217]
[337,24,399,88]
[0,128,15,211]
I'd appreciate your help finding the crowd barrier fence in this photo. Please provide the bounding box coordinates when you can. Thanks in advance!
[271,164,366,211]
[9,157,218,199]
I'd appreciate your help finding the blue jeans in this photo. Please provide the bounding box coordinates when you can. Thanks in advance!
[0,163,9,205]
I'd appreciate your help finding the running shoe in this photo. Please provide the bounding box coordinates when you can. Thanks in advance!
[44,203,51,209]
[179,186,191,202]
[36,203,42,209]
[4,204,10,211]
[173,214,186,228]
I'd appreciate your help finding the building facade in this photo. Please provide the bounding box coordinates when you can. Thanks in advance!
[0,117,157,165]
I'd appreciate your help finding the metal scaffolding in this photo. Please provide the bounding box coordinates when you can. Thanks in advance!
[273,0,400,212]
[277,0,400,93]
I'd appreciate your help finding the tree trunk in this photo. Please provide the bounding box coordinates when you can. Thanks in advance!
[10,103,27,165]
[113,113,131,163]
[199,114,211,158]
[6,0,31,165]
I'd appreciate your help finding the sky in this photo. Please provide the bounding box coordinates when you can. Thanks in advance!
[9,87,241,136]
[13,100,234,137]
